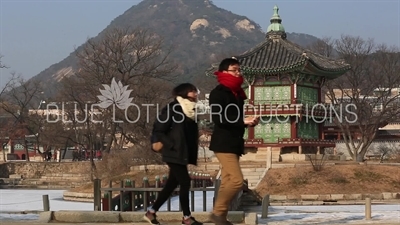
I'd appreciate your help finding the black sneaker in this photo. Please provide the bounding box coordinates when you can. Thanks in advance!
[143,211,160,225]
[182,216,203,225]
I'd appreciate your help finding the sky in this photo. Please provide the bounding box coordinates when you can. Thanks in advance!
[0,0,399,88]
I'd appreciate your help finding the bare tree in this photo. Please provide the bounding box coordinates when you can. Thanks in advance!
[0,115,15,162]
[325,35,400,162]
[38,112,71,160]
[377,142,400,162]
[0,55,12,99]
[0,56,61,162]
[0,55,8,69]
[58,26,177,177]
[0,55,8,161]
[0,74,46,161]
[308,36,335,58]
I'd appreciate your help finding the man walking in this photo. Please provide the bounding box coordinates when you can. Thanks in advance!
[208,57,259,225]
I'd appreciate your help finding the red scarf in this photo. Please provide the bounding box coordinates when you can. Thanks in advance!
[214,71,247,100]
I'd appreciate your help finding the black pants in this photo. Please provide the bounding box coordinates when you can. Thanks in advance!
[152,163,191,216]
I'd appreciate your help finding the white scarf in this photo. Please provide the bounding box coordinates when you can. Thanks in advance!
[176,96,196,120]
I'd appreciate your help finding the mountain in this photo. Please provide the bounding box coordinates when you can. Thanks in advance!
[29,0,321,99]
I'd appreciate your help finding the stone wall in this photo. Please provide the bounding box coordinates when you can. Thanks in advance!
[241,147,280,163]
[335,140,400,160]
[0,161,220,180]
[0,161,93,179]
[0,155,44,162]
[130,162,221,175]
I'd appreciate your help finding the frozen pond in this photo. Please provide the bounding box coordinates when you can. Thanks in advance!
[0,189,399,224]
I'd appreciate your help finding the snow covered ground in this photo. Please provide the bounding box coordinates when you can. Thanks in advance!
[259,204,400,224]
[0,189,399,224]
[0,189,214,221]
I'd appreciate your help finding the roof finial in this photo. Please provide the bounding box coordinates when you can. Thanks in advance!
[267,5,286,41]
[272,5,280,20]
[266,5,286,39]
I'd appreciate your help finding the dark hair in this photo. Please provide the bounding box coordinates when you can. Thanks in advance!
[172,83,197,98]
[218,57,240,71]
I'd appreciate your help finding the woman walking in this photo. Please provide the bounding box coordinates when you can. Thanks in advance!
[144,83,203,225]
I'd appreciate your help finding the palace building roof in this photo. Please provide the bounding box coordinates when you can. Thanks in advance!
[206,5,351,79]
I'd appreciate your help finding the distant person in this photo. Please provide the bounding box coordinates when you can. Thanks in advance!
[46,151,52,162]
[208,57,259,225]
[144,83,203,225]
[72,149,79,161]
[54,148,59,161]
[96,150,102,160]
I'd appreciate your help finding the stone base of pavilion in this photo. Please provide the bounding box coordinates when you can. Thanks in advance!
[237,147,347,163]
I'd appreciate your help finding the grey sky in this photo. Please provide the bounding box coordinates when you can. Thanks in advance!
[1,0,399,87]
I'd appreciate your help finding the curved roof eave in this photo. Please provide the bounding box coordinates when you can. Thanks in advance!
[306,55,351,73]
[305,58,351,78]
[240,61,307,76]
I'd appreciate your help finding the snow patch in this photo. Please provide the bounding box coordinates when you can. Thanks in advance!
[209,42,221,46]
[216,27,231,38]
[204,0,212,7]
[190,19,209,32]
[52,66,74,82]
[235,19,255,31]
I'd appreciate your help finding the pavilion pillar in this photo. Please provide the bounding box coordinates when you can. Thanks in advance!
[298,146,302,154]
[317,146,320,155]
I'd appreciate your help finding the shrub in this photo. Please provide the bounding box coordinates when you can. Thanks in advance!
[94,150,137,179]
[353,169,383,182]
[289,171,309,186]
[307,154,327,172]
[330,175,349,184]
[391,173,400,188]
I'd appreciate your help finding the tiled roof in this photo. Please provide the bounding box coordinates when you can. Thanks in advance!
[206,34,351,77]
[237,37,350,74]
[236,38,307,74]
[377,129,400,136]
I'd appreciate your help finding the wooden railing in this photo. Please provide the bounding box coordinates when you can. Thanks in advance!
[93,173,244,212]
[93,175,215,212]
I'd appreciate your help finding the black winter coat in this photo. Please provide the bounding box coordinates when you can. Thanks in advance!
[152,99,199,166]
[209,84,246,156]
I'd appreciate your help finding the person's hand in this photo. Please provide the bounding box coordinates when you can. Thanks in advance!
[244,116,260,126]
[244,116,254,125]
[252,116,260,126]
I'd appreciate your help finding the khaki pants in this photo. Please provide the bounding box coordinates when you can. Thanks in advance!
[212,153,243,217]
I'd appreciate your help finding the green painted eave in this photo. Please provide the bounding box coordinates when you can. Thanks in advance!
[240,62,306,76]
